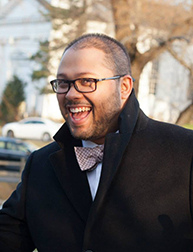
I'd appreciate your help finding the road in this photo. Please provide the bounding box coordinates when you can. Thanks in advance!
[0,138,52,209]
[0,170,21,182]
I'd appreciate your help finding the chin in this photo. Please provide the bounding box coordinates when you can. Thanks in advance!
[70,129,91,140]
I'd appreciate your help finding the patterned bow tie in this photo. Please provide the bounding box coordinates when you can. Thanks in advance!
[74,145,104,171]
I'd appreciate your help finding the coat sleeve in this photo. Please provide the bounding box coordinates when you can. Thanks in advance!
[0,153,35,252]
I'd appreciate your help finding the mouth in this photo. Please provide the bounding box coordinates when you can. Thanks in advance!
[68,106,92,124]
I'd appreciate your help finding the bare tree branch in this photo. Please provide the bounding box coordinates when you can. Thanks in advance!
[166,46,192,72]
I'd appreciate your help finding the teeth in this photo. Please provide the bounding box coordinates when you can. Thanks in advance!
[70,107,91,113]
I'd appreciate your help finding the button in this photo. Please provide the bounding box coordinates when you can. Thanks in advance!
[85,250,93,252]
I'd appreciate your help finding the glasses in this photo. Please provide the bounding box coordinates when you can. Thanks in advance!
[50,75,126,94]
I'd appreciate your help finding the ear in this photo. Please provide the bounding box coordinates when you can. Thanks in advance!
[121,75,133,101]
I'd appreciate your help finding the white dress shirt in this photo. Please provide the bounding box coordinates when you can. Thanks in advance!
[82,140,102,200]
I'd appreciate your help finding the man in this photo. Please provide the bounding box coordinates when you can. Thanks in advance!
[0,33,193,252]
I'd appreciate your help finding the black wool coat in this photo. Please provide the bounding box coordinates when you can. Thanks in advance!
[0,90,193,252]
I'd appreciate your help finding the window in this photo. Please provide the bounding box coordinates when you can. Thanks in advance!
[17,144,28,152]
[187,72,193,101]
[0,141,5,149]
[7,142,17,151]
[149,60,159,95]
[24,120,44,124]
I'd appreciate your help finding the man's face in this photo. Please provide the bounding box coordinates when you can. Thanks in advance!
[57,47,124,144]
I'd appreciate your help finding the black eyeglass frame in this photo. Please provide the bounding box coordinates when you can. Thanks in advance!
[50,74,128,94]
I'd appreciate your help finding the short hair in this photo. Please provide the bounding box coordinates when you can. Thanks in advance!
[63,33,132,76]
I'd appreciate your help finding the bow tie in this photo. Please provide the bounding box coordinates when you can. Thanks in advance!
[74,145,104,172]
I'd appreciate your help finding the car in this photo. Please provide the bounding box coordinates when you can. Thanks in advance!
[2,117,62,142]
[0,137,36,171]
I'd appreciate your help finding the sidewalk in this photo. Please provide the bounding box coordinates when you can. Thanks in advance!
[0,170,20,209]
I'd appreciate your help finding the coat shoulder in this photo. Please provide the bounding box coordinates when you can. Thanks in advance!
[28,141,61,163]
[37,141,60,153]
[143,118,193,152]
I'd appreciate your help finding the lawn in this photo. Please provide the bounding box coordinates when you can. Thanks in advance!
[182,124,193,130]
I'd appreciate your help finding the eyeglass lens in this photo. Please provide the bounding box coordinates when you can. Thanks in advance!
[53,79,96,93]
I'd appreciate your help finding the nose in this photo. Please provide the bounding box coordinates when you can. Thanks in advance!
[65,83,82,99]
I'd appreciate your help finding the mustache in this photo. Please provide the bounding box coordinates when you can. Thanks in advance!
[64,98,93,107]
[64,101,91,107]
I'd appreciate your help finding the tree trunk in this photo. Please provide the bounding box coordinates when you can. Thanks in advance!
[176,104,193,125]
[110,0,170,96]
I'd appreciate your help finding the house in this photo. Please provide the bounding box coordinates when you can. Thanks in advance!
[138,41,193,123]
[0,0,61,120]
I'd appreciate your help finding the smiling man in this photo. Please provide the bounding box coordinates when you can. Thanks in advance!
[55,45,132,144]
[1,33,193,252]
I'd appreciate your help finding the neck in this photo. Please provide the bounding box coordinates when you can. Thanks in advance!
[92,138,105,145]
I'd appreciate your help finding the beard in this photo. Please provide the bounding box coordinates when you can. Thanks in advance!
[65,88,122,142]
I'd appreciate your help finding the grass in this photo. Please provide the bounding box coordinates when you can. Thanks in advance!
[182,124,193,130]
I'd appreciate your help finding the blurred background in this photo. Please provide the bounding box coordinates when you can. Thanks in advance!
[0,0,193,204]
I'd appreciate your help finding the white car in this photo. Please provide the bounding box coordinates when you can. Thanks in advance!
[2,117,62,142]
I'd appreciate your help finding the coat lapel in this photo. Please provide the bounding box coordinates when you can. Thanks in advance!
[89,90,140,218]
[49,125,92,223]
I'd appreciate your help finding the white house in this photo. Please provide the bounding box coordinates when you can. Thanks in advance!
[0,0,60,119]
[138,42,193,123]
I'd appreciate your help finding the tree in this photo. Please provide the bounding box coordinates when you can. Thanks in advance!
[32,0,95,93]
[34,0,193,95]
[29,0,193,124]
[31,40,50,82]
[110,0,193,94]
[0,75,26,122]
[32,0,111,93]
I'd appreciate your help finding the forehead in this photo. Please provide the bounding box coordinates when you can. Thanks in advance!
[57,47,113,78]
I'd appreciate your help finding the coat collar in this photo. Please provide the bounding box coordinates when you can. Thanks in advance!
[50,90,147,223]
[50,125,92,223]
[87,89,142,218]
